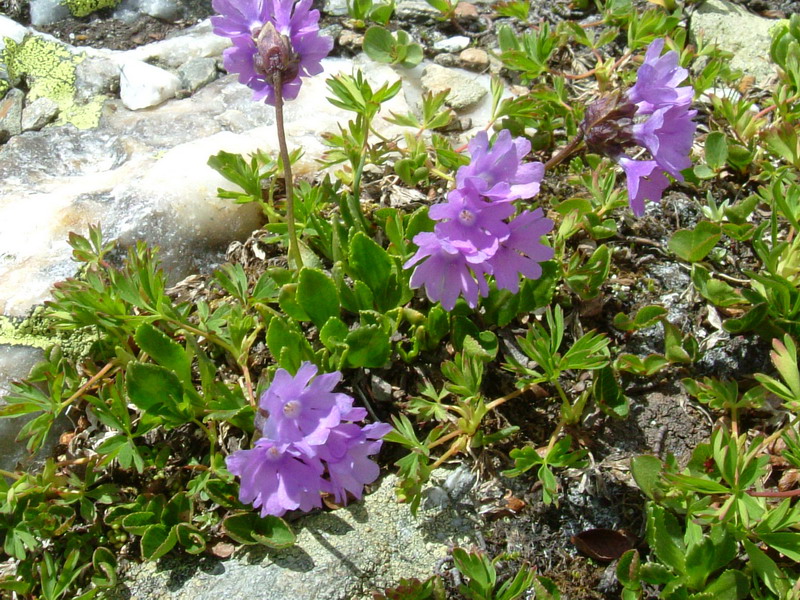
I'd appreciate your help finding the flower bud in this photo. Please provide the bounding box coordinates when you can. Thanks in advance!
[254,21,300,83]
[581,92,637,158]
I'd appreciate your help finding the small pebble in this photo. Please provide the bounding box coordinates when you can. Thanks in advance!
[338,30,364,50]
[459,47,489,71]
[454,1,479,19]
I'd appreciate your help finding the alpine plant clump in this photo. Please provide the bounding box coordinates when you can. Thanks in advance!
[226,363,391,517]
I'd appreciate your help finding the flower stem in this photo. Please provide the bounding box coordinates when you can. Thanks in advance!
[544,130,585,171]
[272,74,304,269]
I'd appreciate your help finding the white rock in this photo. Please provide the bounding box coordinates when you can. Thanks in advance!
[21,97,59,131]
[119,19,232,69]
[323,0,350,16]
[138,0,182,21]
[690,0,779,87]
[420,63,488,110]
[0,16,29,52]
[28,0,72,26]
[433,36,470,53]
[120,60,182,110]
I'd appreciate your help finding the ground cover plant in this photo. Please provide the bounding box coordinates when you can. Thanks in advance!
[1,0,800,597]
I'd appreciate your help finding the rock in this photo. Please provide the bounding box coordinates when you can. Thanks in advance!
[138,0,182,21]
[111,472,478,600]
[459,47,489,71]
[338,30,364,51]
[178,57,219,92]
[0,344,46,471]
[0,15,29,52]
[454,1,479,20]
[74,57,121,103]
[433,35,470,53]
[21,97,59,131]
[0,88,24,142]
[119,19,232,70]
[395,0,441,21]
[120,60,182,110]
[690,0,779,87]
[0,56,419,315]
[323,0,350,16]
[433,53,459,68]
[28,0,72,26]
[421,64,488,110]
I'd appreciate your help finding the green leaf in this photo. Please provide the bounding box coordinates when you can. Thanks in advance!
[631,454,663,500]
[344,325,391,368]
[297,268,340,329]
[134,323,191,384]
[363,26,396,62]
[668,221,722,262]
[91,547,117,588]
[140,524,178,561]
[616,550,641,590]
[175,523,207,555]
[348,231,400,311]
[593,366,628,418]
[760,532,800,561]
[121,511,158,536]
[223,513,295,548]
[613,305,667,331]
[705,132,729,170]
[125,363,188,425]
[742,538,791,598]
[278,283,311,321]
[702,569,749,599]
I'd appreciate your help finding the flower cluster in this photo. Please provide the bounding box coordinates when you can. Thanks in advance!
[582,38,697,216]
[211,0,333,105]
[226,363,391,517]
[404,130,554,311]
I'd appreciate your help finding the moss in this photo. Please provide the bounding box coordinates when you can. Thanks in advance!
[61,0,120,17]
[0,34,105,129]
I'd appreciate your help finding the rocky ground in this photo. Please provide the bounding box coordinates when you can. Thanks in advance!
[0,0,795,598]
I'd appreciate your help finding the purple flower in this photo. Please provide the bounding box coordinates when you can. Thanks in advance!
[404,232,492,311]
[319,422,393,504]
[618,157,671,217]
[580,38,696,215]
[225,438,326,517]
[455,130,545,202]
[227,363,390,517]
[430,190,514,254]
[632,104,697,179]
[488,209,554,294]
[211,0,333,105]
[259,362,351,446]
[626,38,693,115]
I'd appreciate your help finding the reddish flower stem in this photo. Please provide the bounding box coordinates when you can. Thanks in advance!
[273,74,303,269]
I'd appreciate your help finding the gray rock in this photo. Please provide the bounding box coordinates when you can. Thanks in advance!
[74,57,121,103]
[120,19,232,70]
[395,0,441,20]
[433,35,470,53]
[178,57,219,93]
[120,60,182,110]
[421,64,488,110]
[138,0,182,21]
[323,0,350,16]
[28,0,71,26]
[433,53,460,68]
[690,0,779,87]
[0,15,28,52]
[112,472,477,600]
[0,88,24,142]
[20,97,59,132]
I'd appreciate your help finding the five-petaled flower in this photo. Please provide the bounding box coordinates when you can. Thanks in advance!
[211,0,333,105]
[226,363,391,517]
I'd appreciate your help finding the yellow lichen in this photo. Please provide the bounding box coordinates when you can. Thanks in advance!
[61,0,121,17]
[1,35,105,129]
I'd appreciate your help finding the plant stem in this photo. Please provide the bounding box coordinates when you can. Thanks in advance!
[273,74,304,269]
[544,130,585,171]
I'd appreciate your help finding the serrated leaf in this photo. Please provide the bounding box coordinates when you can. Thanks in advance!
[297,268,340,329]
[134,323,191,384]
[125,362,188,425]
[140,524,178,561]
[175,523,207,554]
[668,221,722,262]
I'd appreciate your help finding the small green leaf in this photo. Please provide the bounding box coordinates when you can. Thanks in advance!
[134,323,191,384]
[121,511,158,536]
[705,132,729,170]
[223,513,295,548]
[297,268,340,329]
[593,366,628,418]
[668,221,722,262]
[126,362,188,425]
[175,523,207,555]
[613,305,667,331]
[630,456,662,501]
[344,325,391,368]
[91,547,117,588]
[140,524,178,561]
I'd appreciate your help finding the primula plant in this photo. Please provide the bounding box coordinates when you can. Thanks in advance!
[4,0,800,598]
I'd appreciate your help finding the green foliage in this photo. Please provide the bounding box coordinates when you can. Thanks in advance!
[497,22,559,83]
[363,26,423,68]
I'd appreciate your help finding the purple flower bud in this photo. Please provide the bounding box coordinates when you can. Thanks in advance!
[581,92,637,157]
[253,21,300,83]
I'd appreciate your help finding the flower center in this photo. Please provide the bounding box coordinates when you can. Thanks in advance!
[458,209,476,226]
[283,399,302,419]
[266,446,282,461]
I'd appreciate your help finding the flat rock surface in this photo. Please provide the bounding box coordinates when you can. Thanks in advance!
[111,473,478,600]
